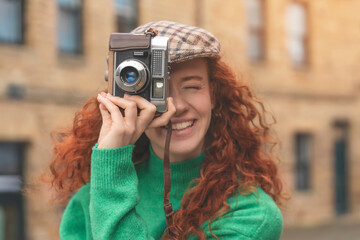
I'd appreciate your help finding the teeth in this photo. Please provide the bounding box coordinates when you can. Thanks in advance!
[171,121,194,130]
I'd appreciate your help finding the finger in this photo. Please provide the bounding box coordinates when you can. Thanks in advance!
[124,94,156,126]
[148,97,176,128]
[97,94,124,124]
[106,94,138,124]
[98,102,111,124]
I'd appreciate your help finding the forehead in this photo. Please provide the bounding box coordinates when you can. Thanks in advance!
[170,58,209,78]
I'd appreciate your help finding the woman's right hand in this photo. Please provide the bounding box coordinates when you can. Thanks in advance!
[96,92,175,149]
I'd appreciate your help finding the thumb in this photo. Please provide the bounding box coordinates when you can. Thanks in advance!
[148,98,176,128]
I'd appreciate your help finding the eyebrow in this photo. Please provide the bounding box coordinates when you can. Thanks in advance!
[181,75,203,82]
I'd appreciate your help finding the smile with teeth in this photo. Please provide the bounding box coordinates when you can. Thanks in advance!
[167,120,195,130]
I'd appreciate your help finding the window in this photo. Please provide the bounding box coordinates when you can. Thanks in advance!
[0,0,24,44]
[57,0,82,53]
[295,133,312,190]
[246,0,265,61]
[333,120,349,215]
[0,141,26,240]
[115,0,137,32]
[286,2,308,66]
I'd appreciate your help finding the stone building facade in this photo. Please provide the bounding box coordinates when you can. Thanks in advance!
[0,0,359,239]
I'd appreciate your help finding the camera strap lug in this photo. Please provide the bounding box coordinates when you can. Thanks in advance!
[145,27,158,37]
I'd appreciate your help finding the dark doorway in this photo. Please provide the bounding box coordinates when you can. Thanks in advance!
[333,120,349,215]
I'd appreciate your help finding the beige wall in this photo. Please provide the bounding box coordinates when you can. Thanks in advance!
[1,0,360,239]
[0,0,113,239]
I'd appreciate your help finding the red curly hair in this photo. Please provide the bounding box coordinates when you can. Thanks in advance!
[46,58,284,239]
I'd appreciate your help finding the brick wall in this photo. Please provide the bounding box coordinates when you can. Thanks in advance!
[1,0,359,239]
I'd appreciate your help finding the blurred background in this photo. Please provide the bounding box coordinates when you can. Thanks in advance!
[1,0,360,239]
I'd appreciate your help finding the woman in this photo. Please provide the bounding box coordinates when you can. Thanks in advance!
[49,21,285,239]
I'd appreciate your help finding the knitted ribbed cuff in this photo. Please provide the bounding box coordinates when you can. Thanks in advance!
[90,144,136,189]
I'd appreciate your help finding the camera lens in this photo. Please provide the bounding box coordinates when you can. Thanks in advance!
[121,67,139,83]
[115,59,149,93]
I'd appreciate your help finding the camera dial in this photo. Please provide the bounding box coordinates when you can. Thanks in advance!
[115,59,149,93]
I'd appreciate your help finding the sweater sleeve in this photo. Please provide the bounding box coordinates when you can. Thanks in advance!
[59,184,92,240]
[89,144,155,240]
[191,188,283,240]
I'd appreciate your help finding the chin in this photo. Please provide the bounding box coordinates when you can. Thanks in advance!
[168,139,204,159]
[145,123,207,161]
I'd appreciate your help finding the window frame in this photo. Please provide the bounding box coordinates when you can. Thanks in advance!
[114,0,138,33]
[294,133,313,191]
[286,1,310,67]
[0,0,26,45]
[0,141,27,240]
[57,0,83,54]
[246,0,267,62]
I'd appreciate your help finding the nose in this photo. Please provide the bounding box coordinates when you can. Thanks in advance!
[170,88,188,116]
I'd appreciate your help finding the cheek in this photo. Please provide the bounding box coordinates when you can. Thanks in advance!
[199,93,212,110]
[193,94,212,122]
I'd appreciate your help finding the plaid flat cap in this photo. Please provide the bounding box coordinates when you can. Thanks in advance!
[131,21,221,63]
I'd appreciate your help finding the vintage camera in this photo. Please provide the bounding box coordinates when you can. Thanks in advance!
[105,32,169,112]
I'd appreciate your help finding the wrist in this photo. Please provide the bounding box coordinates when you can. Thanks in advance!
[97,140,130,149]
[96,142,133,150]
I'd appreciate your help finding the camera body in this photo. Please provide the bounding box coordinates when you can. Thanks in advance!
[106,33,169,112]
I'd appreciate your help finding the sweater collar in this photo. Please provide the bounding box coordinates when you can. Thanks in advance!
[146,145,205,199]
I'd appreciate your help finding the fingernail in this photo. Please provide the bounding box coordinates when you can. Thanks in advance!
[100,92,107,97]
[107,93,112,97]
[124,93,130,98]
[97,93,103,98]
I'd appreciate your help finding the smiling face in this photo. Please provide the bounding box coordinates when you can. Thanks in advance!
[145,58,212,163]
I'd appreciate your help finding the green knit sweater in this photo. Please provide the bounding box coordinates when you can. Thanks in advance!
[59,145,283,240]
